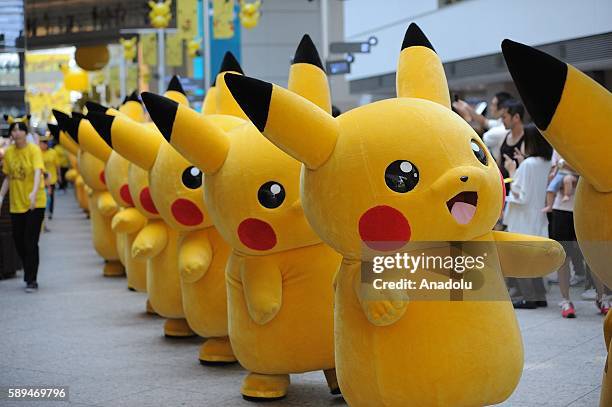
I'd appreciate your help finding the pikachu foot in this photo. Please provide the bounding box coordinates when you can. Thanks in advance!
[323,368,341,395]
[103,261,125,277]
[163,318,195,338]
[241,373,290,401]
[145,299,157,315]
[199,337,237,365]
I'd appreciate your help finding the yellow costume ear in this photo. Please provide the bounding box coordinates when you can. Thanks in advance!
[215,51,249,119]
[202,86,217,115]
[288,34,331,114]
[164,75,189,106]
[53,109,81,145]
[503,39,612,192]
[224,74,339,169]
[3,115,15,124]
[397,23,450,109]
[141,92,231,174]
[87,112,163,170]
[75,117,112,162]
[119,91,146,122]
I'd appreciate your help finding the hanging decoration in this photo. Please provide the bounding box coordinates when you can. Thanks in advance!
[75,45,110,71]
[239,0,261,29]
[212,0,235,39]
[177,0,198,39]
[120,37,138,62]
[60,64,89,92]
[148,0,173,29]
[187,38,201,58]
[141,33,158,66]
[165,33,184,67]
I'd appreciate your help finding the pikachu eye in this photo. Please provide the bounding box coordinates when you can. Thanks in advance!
[182,166,203,189]
[471,140,488,166]
[385,160,419,193]
[258,181,285,209]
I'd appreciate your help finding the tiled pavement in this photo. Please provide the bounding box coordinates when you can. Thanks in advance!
[0,192,606,406]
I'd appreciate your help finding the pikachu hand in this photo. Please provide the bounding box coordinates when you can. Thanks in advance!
[362,298,408,327]
[247,301,281,326]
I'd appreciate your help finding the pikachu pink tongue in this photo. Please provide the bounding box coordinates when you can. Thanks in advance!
[450,202,476,225]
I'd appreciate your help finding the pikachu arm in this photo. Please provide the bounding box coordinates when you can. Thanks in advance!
[97,191,118,217]
[111,207,147,234]
[178,231,213,281]
[241,256,282,325]
[492,231,565,277]
[131,221,168,259]
[65,169,77,182]
[351,260,409,327]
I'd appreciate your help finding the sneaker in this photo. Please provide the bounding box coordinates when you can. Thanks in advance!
[24,283,37,293]
[560,300,576,318]
[596,296,610,315]
[513,300,538,309]
[581,288,597,301]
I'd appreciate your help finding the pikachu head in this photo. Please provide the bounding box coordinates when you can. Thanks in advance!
[88,76,220,230]
[223,24,504,259]
[84,100,146,208]
[53,110,107,192]
[142,35,332,254]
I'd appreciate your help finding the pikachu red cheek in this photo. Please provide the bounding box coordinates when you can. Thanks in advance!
[99,170,106,185]
[120,184,134,206]
[359,205,411,251]
[171,198,204,226]
[139,187,159,215]
[238,218,277,251]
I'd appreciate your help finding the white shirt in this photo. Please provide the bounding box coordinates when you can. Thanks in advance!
[505,156,552,237]
[483,124,507,164]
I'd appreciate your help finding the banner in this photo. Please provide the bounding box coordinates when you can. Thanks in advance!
[177,0,198,39]
[213,0,235,39]
[166,33,184,67]
[141,34,158,66]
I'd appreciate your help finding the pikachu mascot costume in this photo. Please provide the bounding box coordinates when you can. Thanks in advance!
[502,39,612,407]
[84,99,149,293]
[224,24,567,406]
[88,64,245,361]
[87,77,194,337]
[141,35,342,400]
[53,110,124,277]
[52,121,89,213]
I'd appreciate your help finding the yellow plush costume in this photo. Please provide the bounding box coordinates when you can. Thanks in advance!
[141,35,342,400]
[84,100,148,293]
[53,110,124,277]
[224,24,566,406]
[86,77,194,337]
[89,73,244,361]
[52,122,89,213]
[502,39,612,407]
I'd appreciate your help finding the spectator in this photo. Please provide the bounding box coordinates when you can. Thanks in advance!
[0,121,47,292]
[503,124,552,308]
[500,99,526,184]
[39,134,61,221]
[542,158,578,212]
[548,150,610,317]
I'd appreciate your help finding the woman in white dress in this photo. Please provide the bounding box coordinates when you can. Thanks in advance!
[503,124,553,308]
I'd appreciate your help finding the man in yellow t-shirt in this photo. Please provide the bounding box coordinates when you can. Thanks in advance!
[0,121,47,292]
[40,136,61,219]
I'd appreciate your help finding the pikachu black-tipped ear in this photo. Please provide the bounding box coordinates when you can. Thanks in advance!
[164,75,189,106]
[288,34,331,113]
[215,52,249,119]
[85,101,108,114]
[225,73,339,169]
[47,123,59,138]
[502,39,612,192]
[88,109,162,170]
[126,90,140,103]
[76,118,112,162]
[397,23,450,108]
[142,92,230,174]
[4,114,14,124]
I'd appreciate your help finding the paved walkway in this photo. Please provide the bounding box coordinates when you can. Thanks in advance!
[0,191,606,406]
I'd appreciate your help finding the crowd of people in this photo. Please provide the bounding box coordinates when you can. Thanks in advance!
[0,119,69,292]
[453,92,610,318]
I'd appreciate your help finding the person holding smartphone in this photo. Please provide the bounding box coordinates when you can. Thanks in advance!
[0,121,47,292]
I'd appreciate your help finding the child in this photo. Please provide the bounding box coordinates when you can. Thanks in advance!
[542,158,578,212]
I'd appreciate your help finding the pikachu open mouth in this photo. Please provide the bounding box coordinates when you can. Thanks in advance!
[446,191,478,225]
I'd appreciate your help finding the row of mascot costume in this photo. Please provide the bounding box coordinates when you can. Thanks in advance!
[49,23,611,406]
